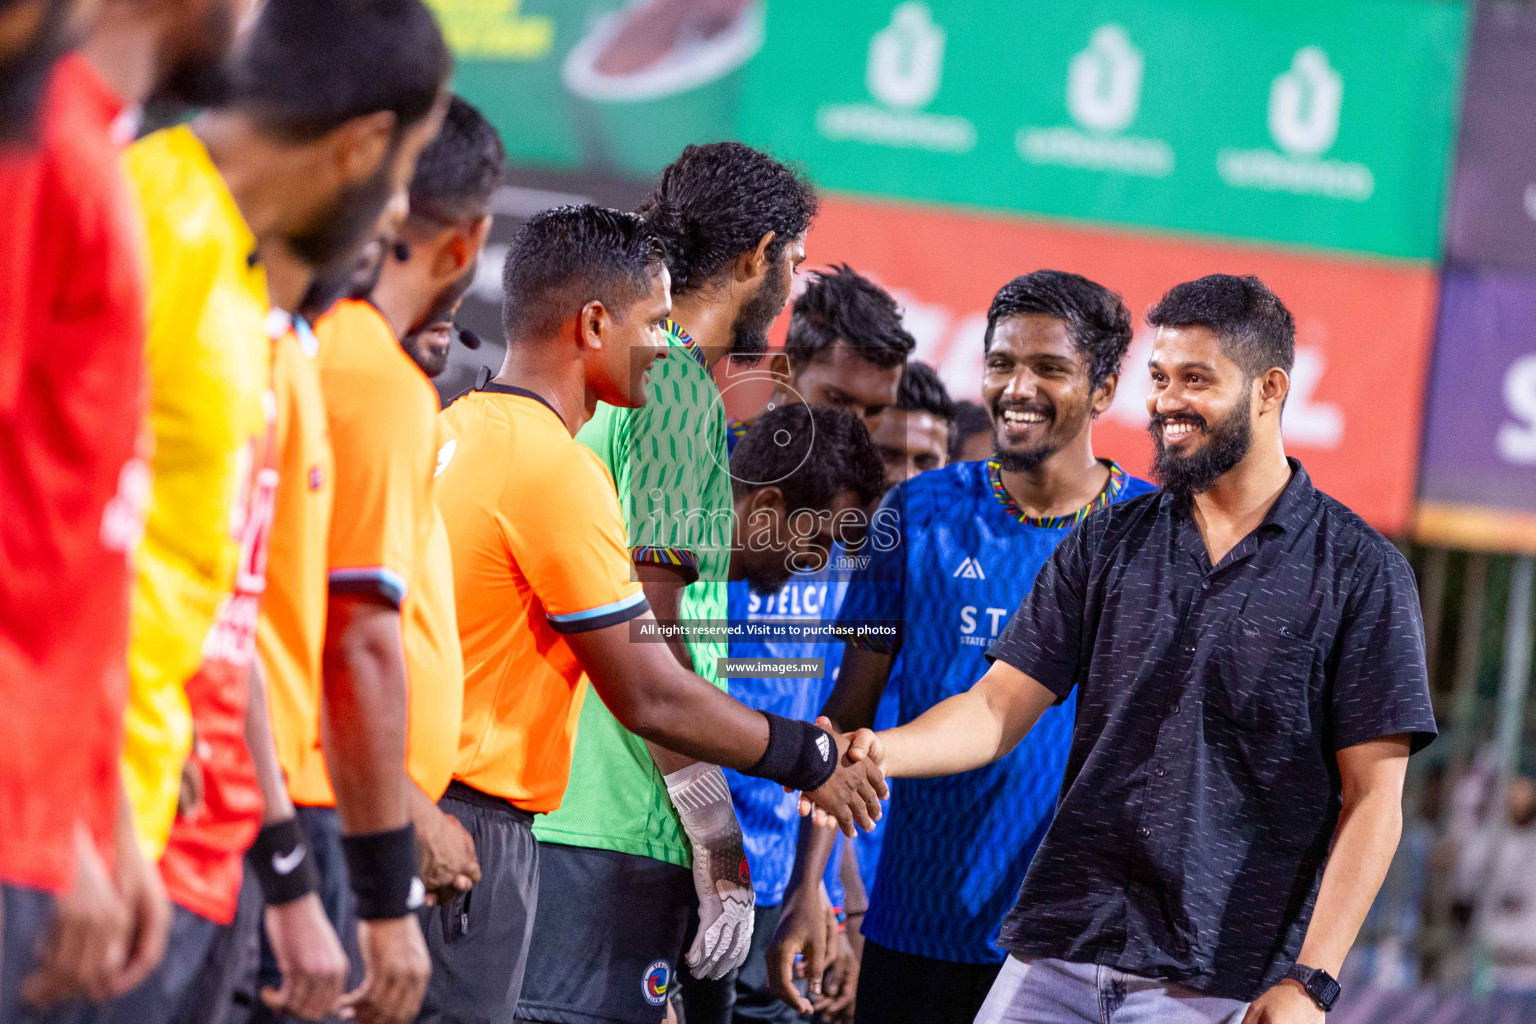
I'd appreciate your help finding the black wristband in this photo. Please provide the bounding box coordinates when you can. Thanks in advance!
[749,713,838,792]
[246,817,321,906]
[340,824,423,920]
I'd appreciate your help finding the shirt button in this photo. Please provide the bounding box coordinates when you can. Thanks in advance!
[1184,645,1196,654]
[1139,827,1152,837]
[1171,703,1182,714]
[1155,767,1166,777]
[1200,580,1210,591]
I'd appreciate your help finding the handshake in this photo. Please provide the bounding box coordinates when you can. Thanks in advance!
[795,717,889,837]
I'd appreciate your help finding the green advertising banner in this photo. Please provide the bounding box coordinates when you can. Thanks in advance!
[738,0,1469,260]
[429,0,762,176]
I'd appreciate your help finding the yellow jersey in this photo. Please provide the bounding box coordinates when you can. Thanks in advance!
[120,126,271,857]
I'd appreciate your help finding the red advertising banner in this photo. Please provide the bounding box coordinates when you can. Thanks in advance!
[794,195,1439,534]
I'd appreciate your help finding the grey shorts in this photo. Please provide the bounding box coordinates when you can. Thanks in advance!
[417,782,540,1024]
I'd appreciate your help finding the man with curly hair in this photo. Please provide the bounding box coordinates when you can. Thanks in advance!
[517,142,820,1024]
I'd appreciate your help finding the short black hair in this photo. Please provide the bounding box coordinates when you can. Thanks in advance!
[984,270,1133,392]
[896,361,955,422]
[501,204,666,342]
[638,142,817,294]
[236,0,451,142]
[784,264,915,371]
[1145,274,1295,378]
[408,95,504,226]
[731,404,885,512]
[949,401,991,458]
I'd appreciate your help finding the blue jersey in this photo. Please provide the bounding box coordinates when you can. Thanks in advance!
[724,560,849,907]
[835,458,1153,963]
[852,681,900,892]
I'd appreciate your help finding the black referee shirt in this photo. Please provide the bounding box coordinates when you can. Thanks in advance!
[987,459,1435,1001]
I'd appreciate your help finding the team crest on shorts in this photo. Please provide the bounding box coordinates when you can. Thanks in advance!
[642,960,671,1006]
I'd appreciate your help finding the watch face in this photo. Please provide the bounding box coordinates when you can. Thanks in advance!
[1308,972,1342,1010]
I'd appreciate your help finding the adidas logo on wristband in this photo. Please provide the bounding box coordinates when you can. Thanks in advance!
[817,733,832,760]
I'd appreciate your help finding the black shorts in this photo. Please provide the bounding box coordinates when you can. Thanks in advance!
[514,843,695,1024]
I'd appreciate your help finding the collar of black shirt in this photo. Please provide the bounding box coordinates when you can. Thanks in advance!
[1162,456,1317,536]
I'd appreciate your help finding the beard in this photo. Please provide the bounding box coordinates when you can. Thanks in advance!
[296,237,386,323]
[151,2,238,107]
[287,144,397,269]
[990,397,1067,473]
[0,0,72,142]
[729,256,790,361]
[402,264,476,378]
[1149,399,1253,498]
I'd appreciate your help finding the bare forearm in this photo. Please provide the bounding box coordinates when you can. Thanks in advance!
[787,815,839,898]
[638,570,704,777]
[839,832,868,915]
[321,601,409,834]
[819,645,893,733]
[880,662,1052,778]
[1296,783,1404,974]
[605,665,772,771]
[244,662,296,825]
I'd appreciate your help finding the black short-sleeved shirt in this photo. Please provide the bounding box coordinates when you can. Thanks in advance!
[987,460,1435,1001]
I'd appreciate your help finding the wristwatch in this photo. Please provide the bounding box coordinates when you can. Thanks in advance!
[1284,963,1341,1011]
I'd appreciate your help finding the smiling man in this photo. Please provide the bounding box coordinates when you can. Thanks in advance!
[854,274,1437,1024]
[769,270,1153,1024]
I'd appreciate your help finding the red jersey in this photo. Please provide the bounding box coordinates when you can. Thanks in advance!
[0,55,148,893]
[158,368,278,926]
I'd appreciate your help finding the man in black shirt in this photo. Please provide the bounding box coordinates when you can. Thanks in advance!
[848,275,1435,1024]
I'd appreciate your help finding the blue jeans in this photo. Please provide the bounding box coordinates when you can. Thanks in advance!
[975,957,1249,1024]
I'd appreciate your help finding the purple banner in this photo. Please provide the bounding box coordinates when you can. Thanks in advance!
[1444,2,1536,274]
[1415,266,1536,551]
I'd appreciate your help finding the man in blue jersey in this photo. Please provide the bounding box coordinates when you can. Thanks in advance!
[697,267,915,1024]
[768,270,1153,1024]
[851,361,957,899]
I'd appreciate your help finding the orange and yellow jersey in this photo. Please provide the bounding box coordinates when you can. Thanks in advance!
[120,125,270,857]
[438,384,649,813]
[256,316,334,793]
[159,355,278,926]
[285,299,462,806]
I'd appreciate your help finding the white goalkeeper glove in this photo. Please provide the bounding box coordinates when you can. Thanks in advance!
[665,762,755,980]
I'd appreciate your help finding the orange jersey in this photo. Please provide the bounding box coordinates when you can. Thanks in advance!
[255,317,334,794]
[285,299,461,806]
[159,360,278,926]
[438,385,649,813]
[404,504,464,801]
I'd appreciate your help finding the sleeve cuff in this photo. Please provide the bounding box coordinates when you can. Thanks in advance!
[632,546,701,585]
[547,591,652,634]
[984,642,1076,703]
[1332,718,1439,755]
[328,567,408,608]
